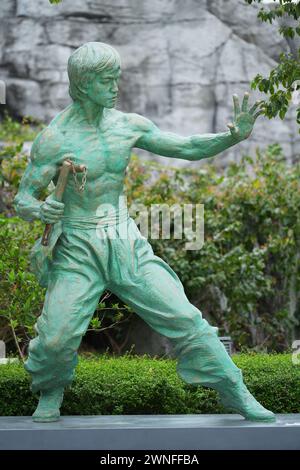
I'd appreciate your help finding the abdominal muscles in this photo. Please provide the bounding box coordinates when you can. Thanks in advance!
[62,171,126,217]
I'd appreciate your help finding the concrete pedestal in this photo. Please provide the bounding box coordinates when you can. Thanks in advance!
[0,414,299,450]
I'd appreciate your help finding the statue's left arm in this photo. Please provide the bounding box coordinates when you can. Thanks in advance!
[134,93,264,161]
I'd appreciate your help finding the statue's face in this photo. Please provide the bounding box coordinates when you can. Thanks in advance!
[85,66,121,108]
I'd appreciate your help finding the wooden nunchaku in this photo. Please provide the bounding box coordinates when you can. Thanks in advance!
[41,158,86,246]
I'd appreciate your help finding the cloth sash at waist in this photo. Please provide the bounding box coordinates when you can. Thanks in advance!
[29,206,130,287]
[61,206,130,230]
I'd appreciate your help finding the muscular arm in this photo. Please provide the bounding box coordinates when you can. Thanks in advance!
[134,93,263,161]
[13,128,61,222]
[136,125,238,161]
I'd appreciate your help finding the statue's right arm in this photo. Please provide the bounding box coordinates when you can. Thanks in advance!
[13,128,64,223]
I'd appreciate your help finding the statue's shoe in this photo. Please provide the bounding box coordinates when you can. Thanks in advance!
[32,408,60,422]
[219,381,276,422]
[32,387,64,423]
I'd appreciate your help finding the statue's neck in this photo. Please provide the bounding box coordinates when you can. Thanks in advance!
[75,100,105,127]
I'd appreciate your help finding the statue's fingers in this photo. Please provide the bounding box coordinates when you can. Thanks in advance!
[232,94,240,119]
[41,215,59,224]
[253,108,266,120]
[249,100,264,115]
[241,91,250,112]
[227,122,239,134]
[45,207,64,216]
[47,200,65,209]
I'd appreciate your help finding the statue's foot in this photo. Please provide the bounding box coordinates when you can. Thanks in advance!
[32,387,64,423]
[219,381,275,422]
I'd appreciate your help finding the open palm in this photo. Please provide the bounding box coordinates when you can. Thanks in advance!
[227,92,264,141]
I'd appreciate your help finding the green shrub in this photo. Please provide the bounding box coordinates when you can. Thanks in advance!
[1,114,300,352]
[0,114,44,216]
[0,113,43,144]
[0,354,299,416]
[0,216,135,358]
[126,145,300,350]
[0,216,45,357]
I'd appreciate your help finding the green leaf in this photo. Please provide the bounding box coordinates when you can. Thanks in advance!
[90,317,102,329]
[8,270,15,283]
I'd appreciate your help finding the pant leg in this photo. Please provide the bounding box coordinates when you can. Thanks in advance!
[25,229,106,393]
[109,219,243,389]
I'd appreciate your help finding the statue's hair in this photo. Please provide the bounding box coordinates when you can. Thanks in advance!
[68,42,121,101]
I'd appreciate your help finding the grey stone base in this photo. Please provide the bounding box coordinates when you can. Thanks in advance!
[0,414,300,450]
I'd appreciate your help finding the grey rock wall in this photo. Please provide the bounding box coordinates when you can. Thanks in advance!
[1,0,299,357]
[1,0,299,166]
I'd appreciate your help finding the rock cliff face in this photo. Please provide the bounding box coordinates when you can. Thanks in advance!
[1,0,299,164]
[1,1,299,356]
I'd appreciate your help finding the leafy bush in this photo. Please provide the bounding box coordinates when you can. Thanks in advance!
[126,145,300,351]
[0,353,299,416]
[0,114,43,216]
[0,113,42,144]
[0,216,45,358]
[1,143,300,353]
[0,216,135,358]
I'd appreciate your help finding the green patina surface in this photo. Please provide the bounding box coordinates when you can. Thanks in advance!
[13,42,273,423]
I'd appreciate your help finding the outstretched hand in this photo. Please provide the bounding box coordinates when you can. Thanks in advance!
[227,92,265,141]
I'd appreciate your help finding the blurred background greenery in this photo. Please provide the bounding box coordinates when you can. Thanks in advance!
[1,114,300,359]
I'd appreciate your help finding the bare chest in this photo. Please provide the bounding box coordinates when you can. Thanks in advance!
[59,126,135,180]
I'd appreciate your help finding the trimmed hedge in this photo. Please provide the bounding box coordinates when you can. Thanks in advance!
[0,353,299,416]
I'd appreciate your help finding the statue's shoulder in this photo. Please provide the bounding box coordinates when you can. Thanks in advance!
[30,110,68,162]
[48,103,76,131]
[111,110,154,133]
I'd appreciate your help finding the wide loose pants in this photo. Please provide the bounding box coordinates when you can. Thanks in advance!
[25,215,243,393]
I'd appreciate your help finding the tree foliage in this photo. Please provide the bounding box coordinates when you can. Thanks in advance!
[245,0,300,128]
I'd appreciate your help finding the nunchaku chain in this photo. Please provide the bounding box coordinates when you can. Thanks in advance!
[69,160,88,193]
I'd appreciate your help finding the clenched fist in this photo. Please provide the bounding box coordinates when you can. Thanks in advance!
[39,194,65,224]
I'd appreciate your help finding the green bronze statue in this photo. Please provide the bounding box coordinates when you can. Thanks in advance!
[14,42,275,423]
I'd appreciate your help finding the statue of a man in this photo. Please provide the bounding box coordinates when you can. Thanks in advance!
[14,42,274,422]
